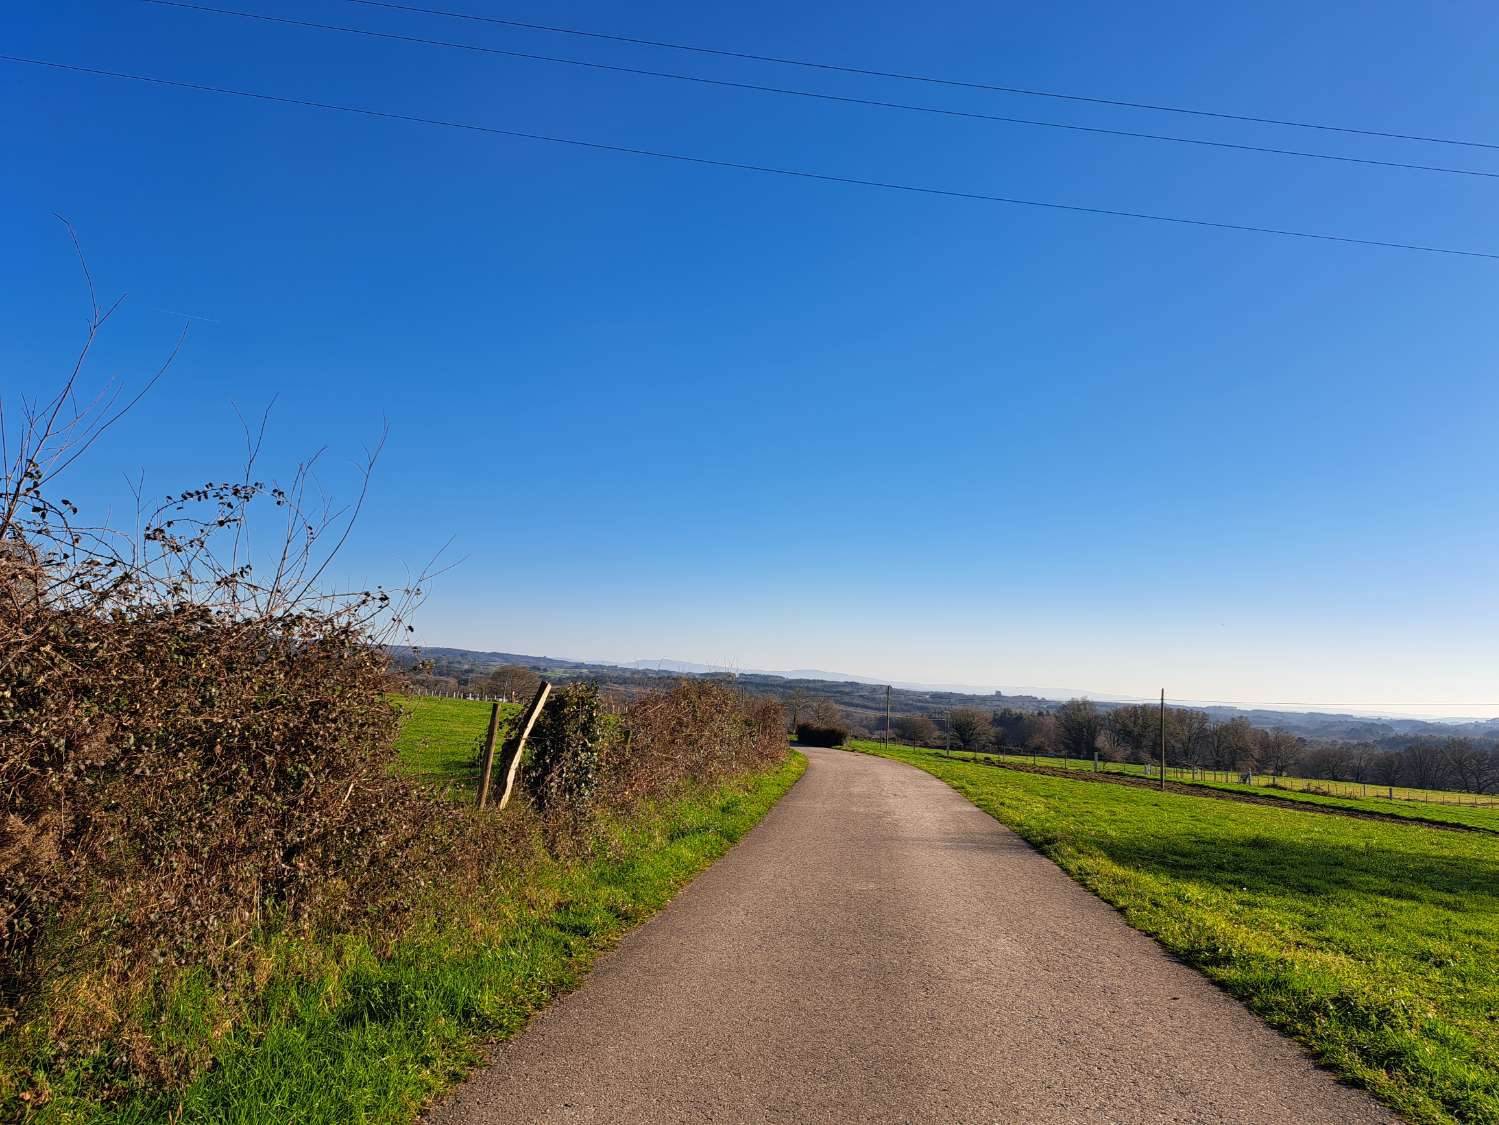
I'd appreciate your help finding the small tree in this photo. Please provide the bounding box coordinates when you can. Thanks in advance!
[949,707,991,752]
[1094,728,1124,762]
[991,707,1030,748]
[787,687,811,732]
[1025,712,1060,757]
[892,714,938,746]
[482,663,541,701]
[810,698,844,727]
[1055,698,1103,760]
[1254,729,1303,780]
[1107,704,1157,764]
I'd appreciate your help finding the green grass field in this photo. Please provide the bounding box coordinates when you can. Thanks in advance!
[927,745,1499,834]
[392,695,519,797]
[856,741,1499,1124]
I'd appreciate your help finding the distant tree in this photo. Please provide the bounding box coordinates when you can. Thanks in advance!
[949,707,991,752]
[1369,749,1403,789]
[1253,729,1303,779]
[1054,699,1102,760]
[1299,743,1356,782]
[1396,740,1448,790]
[787,688,812,733]
[1106,704,1157,764]
[1346,741,1379,784]
[1094,728,1124,762]
[1208,717,1257,773]
[1172,708,1211,770]
[991,707,1030,748]
[408,673,459,695]
[810,699,845,728]
[482,664,542,701]
[1025,712,1060,756]
[1440,737,1499,793]
[892,714,938,746]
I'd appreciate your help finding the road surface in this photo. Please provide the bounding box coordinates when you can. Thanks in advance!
[427,746,1393,1124]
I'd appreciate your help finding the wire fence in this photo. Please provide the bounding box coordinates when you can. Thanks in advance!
[933,747,1499,809]
[403,688,520,703]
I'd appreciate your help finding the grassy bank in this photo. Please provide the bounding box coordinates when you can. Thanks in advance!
[12,745,803,1124]
[857,741,1499,1124]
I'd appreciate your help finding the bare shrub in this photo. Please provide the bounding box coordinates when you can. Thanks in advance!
[610,681,788,804]
[1,232,791,1099]
[892,714,937,746]
[0,242,443,1067]
[949,707,992,752]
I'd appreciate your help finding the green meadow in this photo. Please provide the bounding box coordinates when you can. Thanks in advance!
[857,741,1499,1124]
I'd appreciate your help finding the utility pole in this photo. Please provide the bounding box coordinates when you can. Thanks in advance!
[1159,688,1167,792]
[885,684,891,744]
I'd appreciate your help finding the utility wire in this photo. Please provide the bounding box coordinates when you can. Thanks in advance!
[142,0,1499,182]
[338,0,1499,153]
[5,55,1496,261]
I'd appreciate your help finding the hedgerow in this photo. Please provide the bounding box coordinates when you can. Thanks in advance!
[0,248,788,1113]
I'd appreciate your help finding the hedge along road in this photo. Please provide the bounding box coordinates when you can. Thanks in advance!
[427,747,1392,1124]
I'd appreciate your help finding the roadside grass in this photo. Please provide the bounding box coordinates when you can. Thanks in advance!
[14,712,804,1124]
[391,696,519,799]
[856,741,1499,1125]
[930,746,1499,833]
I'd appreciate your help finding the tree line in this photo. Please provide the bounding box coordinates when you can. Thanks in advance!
[893,700,1499,795]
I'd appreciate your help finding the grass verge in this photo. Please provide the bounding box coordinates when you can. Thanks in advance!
[855,741,1499,1125]
[16,753,805,1124]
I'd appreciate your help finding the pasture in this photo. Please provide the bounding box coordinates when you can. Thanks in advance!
[921,745,1499,833]
[392,695,519,797]
[860,742,1499,1124]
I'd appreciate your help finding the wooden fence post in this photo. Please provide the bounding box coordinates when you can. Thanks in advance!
[475,702,504,809]
[496,681,553,811]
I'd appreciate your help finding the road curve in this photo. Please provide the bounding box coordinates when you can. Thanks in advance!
[427,747,1393,1124]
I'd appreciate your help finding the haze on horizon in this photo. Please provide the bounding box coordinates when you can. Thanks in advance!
[7,1,1499,721]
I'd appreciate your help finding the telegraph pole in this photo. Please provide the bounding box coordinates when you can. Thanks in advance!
[1159,688,1167,791]
[884,685,891,744]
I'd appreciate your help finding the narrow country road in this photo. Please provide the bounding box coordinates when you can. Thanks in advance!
[427,747,1393,1124]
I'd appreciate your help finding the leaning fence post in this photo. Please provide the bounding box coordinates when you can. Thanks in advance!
[475,701,504,809]
[496,681,553,811]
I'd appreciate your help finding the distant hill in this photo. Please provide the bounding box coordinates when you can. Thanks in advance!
[390,645,1499,742]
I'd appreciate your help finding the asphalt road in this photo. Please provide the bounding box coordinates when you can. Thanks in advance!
[427,747,1394,1124]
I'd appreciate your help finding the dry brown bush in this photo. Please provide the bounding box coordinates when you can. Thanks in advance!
[0,234,788,1093]
[0,239,454,1056]
[607,681,787,805]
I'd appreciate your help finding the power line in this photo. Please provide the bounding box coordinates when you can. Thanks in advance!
[144,0,1499,183]
[338,0,1499,154]
[4,54,1496,262]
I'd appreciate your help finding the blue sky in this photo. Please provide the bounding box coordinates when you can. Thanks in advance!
[5,0,1499,713]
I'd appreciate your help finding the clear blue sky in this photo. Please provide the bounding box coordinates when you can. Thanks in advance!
[6,1,1499,714]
